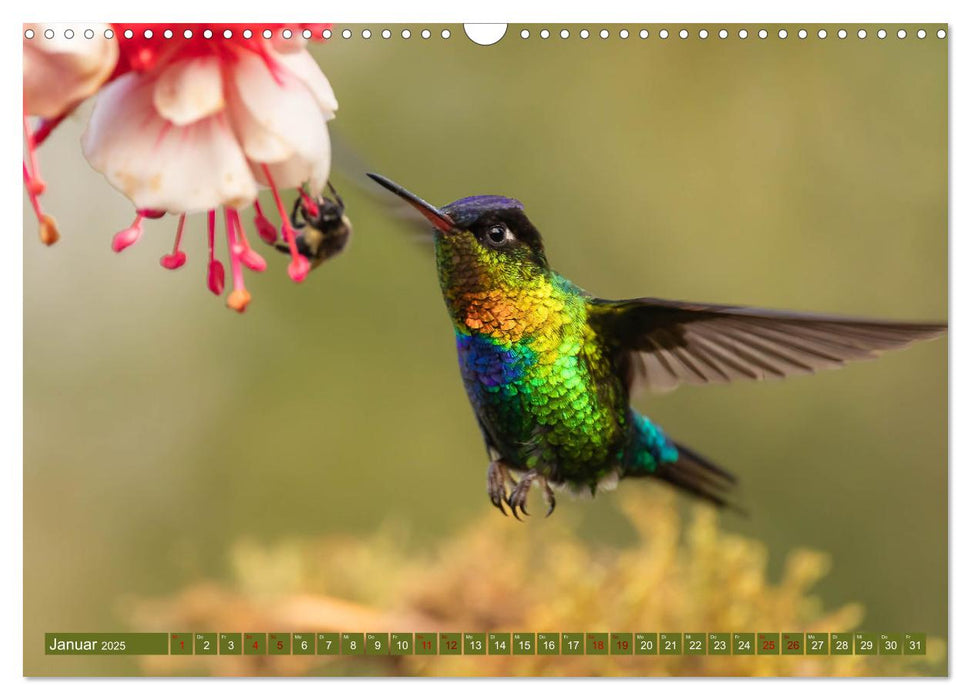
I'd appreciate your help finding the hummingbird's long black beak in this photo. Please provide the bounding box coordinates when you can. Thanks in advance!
[367,173,457,234]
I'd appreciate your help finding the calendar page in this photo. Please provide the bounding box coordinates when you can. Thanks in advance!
[21,19,948,679]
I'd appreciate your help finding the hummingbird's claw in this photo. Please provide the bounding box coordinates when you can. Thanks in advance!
[488,463,553,520]
[506,470,540,521]
[544,481,556,518]
[487,459,515,516]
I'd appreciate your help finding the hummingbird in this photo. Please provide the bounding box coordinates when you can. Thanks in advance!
[368,173,946,519]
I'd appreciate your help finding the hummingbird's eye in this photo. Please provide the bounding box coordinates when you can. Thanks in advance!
[485,224,511,246]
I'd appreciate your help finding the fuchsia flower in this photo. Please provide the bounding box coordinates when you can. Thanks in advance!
[23,23,338,312]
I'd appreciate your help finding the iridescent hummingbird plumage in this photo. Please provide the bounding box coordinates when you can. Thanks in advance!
[368,173,946,518]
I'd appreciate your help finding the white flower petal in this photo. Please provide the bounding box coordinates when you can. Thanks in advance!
[223,76,296,164]
[230,49,330,165]
[153,56,224,126]
[82,74,258,213]
[23,23,118,118]
[252,124,331,193]
[267,47,338,115]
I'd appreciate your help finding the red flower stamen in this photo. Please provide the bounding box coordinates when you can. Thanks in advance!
[111,213,144,252]
[252,200,279,244]
[206,210,225,295]
[160,214,188,269]
[261,164,309,282]
[298,186,320,217]
[23,162,58,246]
[23,113,59,245]
[22,113,45,193]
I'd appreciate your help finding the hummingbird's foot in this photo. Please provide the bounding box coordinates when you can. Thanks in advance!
[487,460,517,516]
[506,470,552,520]
[542,479,556,518]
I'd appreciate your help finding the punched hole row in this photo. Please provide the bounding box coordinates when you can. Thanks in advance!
[23,26,947,41]
[519,27,946,40]
[22,27,454,40]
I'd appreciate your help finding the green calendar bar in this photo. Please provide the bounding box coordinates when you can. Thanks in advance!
[42,631,934,656]
[45,633,168,655]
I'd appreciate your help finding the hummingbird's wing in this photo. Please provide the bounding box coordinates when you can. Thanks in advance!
[330,129,439,243]
[587,297,946,394]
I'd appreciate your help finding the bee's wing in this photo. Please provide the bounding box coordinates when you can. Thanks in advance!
[587,296,946,394]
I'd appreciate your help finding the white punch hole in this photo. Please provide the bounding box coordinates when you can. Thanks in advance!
[464,24,507,46]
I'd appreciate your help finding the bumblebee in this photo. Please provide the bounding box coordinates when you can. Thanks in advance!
[277,182,352,269]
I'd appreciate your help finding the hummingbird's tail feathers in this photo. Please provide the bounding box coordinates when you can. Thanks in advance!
[671,440,736,484]
[654,440,744,513]
[587,297,946,395]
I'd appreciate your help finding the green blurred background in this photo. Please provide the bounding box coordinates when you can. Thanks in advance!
[24,24,947,675]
